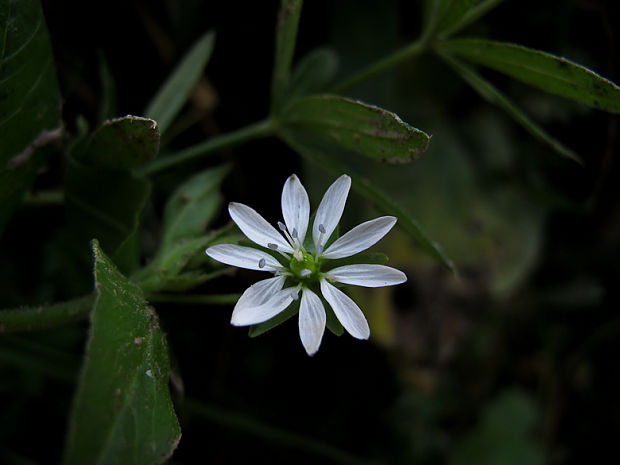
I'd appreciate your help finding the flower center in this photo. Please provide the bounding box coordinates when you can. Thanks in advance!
[289,251,319,280]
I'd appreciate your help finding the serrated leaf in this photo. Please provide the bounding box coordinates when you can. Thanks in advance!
[63,240,180,465]
[280,95,430,163]
[75,115,160,170]
[281,135,456,273]
[0,0,61,231]
[438,52,582,163]
[437,39,620,113]
[271,0,304,110]
[284,48,339,102]
[145,31,216,134]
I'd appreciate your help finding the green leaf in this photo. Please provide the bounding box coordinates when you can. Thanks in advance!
[0,0,61,231]
[437,39,620,113]
[160,165,229,250]
[153,269,231,293]
[284,48,339,102]
[75,115,160,170]
[145,31,216,134]
[321,252,388,272]
[438,52,582,163]
[63,240,180,465]
[280,95,431,163]
[282,135,456,273]
[271,0,304,110]
[433,0,505,38]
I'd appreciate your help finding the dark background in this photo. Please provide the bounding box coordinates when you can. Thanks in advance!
[1,1,619,464]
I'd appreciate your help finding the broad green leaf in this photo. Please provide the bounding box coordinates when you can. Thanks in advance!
[282,135,456,273]
[0,0,61,231]
[75,115,160,170]
[280,95,431,163]
[63,240,180,465]
[437,39,620,113]
[65,116,159,262]
[145,31,216,134]
[433,0,504,38]
[0,295,93,333]
[284,48,339,102]
[271,0,304,110]
[439,52,582,163]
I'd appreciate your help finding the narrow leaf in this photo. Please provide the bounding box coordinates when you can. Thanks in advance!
[281,135,456,273]
[145,31,216,134]
[284,48,339,102]
[439,52,582,163]
[63,240,180,465]
[438,39,620,113]
[435,0,505,38]
[271,0,304,109]
[0,0,61,231]
[280,95,430,163]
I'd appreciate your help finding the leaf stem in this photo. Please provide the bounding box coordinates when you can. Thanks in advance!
[0,295,94,333]
[138,118,276,176]
[146,293,241,305]
[331,38,427,93]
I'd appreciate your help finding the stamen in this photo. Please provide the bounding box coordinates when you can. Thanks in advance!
[293,249,303,261]
[316,244,324,254]
[258,258,266,268]
[291,228,298,239]
[278,221,287,232]
[299,269,312,277]
[267,243,278,250]
[318,223,326,234]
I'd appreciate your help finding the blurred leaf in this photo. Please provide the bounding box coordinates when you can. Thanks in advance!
[433,0,504,38]
[154,269,230,293]
[271,0,304,110]
[322,252,388,271]
[280,95,431,163]
[63,240,180,465]
[145,30,216,134]
[0,0,61,231]
[284,48,339,101]
[437,39,620,113]
[160,164,229,250]
[283,135,456,273]
[449,390,543,465]
[74,115,160,170]
[133,166,229,293]
[439,52,582,163]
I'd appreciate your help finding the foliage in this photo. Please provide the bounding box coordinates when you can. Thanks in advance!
[0,0,618,463]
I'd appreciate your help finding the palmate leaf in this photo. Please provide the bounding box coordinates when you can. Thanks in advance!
[280,95,431,163]
[437,39,620,113]
[145,30,216,134]
[63,240,180,465]
[0,0,61,231]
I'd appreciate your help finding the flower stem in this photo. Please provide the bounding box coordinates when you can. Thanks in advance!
[138,118,276,176]
[0,295,94,333]
[146,293,241,305]
[331,38,427,94]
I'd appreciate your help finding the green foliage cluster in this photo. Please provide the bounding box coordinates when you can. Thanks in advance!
[1,0,618,463]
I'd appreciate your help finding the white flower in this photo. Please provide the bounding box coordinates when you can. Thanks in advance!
[206,174,407,356]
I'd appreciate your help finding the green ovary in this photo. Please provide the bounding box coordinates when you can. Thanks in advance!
[289,252,319,280]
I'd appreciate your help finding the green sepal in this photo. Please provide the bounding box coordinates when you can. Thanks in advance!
[248,298,301,338]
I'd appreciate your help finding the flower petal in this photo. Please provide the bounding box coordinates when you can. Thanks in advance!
[298,288,326,356]
[281,174,310,244]
[232,276,286,319]
[231,287,298,326]
[320,279,369,339]
[322,216,397,259]
[327,264,407,287]
[229,202,293,253]
[313,174,351,251]
[206,244,282,271]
